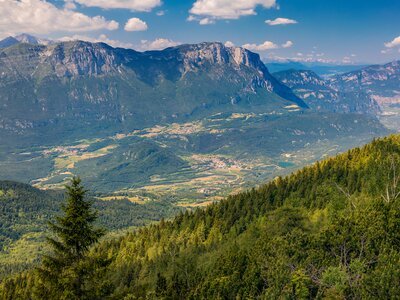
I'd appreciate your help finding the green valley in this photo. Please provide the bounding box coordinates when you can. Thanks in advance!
[1,135,400,299]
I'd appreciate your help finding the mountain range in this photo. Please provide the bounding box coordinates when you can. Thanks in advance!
[0,34,396,199]
[0,34,53,48]
[330,60,400,98]
[0,39,305,145]
[265,61,369,77]
[273,69,380,114]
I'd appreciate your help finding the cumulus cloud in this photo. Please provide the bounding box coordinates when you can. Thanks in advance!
[224,41,235,47]
[199,18,215,25]
[384,36,400,48]
[242,41,279,51]
[190,0,276,20]
[187,15,215,25]
[59,34,134,48]
[242,40,293,52]
[187,15,197,22]
[0,0,118,35]
[281,40,293,48]
[73,0,161,11]
[124,18,148,31]
[156,10,165,16]
[64,0,77,9]
[138,38,180,51]
[265,17,297,26]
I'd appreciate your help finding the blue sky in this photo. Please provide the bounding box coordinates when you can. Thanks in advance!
[1,0,399,64]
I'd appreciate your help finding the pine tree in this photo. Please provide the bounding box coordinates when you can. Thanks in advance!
[37,177,106,300]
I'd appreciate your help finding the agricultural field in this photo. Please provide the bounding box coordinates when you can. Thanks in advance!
[0,110,385,209]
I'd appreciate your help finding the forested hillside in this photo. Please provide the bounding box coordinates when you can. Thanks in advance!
[1,135,400,299]
[0,181,180,279]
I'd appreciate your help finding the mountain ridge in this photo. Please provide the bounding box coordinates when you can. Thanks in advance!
[273,68,381,115]
[330,60,400,97]
[0,40,307,145]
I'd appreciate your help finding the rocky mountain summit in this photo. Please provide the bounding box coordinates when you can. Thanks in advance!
[0,40,307,144]
[0,34,52,48]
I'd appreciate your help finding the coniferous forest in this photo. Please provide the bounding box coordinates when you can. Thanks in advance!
[1,135,400,299]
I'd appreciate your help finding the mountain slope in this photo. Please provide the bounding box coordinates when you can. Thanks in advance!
[2,135,400,299]
[0,41,306,146]
[0,40,389,199]
[273,69,380,114]
[330,60,400,97]
[0,34,52,48]
[0,37,19,49]
[0,180,180,278]
[328,61,400,130]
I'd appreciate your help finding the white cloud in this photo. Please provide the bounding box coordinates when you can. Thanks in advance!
[266,54,337,64]
[384,36,400,48]
[342,56,352,64]
[224,41,235,47]
[242,40,292,52]
[199,18,215,25]
[190,0,276,20]
[281,40,293,48]
[242,41,278,51]
[0,0,118,35]
[138,38,180,51]
[124,18,148,31]
[156,10,165,16]
[265,17,297,26]
[64,0,77,9]
[186,14,215,25]
[73,0,161,11]
[59,34,134,49]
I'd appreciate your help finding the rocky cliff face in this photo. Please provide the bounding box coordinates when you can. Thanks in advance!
[0,40,305,144]
[273,69,381,115]
[329,61,400,97]
[42,42,123,77]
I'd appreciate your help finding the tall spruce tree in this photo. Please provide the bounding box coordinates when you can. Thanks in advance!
[37,177,106,299]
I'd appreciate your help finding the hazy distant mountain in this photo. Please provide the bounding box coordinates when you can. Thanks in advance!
[327,61,400,130]
[14,33,53,46]
[330,60,400,97]
[0,34,53,48]
[265,61,309,73]
[266,61,369,77]
[273,69,380,115]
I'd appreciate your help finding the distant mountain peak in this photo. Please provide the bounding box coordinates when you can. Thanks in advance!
[15,33,54,46]
[0,33,53,49]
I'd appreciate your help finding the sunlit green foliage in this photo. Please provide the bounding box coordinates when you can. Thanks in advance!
[2,135,400,299]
